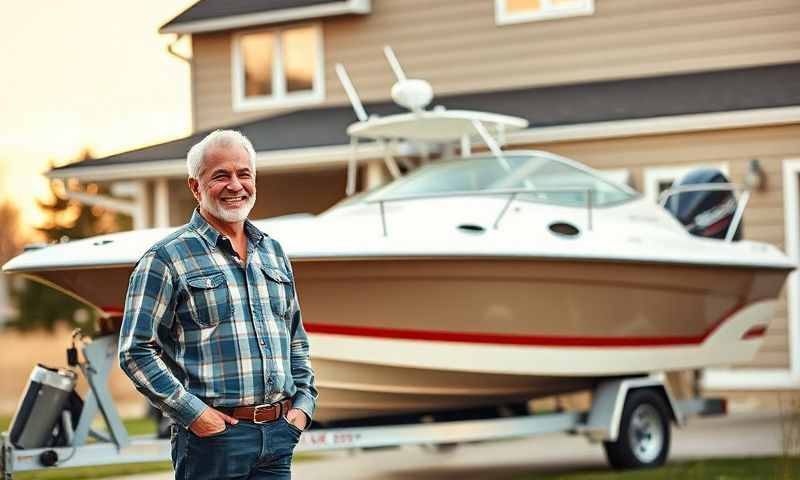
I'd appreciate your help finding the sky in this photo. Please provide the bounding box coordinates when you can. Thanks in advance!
[0,1,197,234]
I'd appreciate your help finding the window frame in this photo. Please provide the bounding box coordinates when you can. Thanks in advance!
[495,0,594,26]
[231,22,325,112]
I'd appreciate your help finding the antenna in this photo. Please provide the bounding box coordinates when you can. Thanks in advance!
[472,120,511,171]
[335,63,368,122]
[383,46,406,82]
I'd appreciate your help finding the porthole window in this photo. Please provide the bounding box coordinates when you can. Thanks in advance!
[548,222,580,238]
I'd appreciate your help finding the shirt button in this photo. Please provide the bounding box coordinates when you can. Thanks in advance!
[267,377,274,384]
[260,339,265,345]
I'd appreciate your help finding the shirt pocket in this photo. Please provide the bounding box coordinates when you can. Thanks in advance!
[186,271,231,328]
[260,266,293,319]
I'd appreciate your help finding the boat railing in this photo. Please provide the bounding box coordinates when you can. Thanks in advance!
[657,182,750,243]
[365,187,596,237]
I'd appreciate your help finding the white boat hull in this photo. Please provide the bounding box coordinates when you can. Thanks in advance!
[290,257,784,422]
[14,254,784,423]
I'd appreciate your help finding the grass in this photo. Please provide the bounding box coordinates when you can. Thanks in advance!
[512,457,800,480]
[13,462,173,480]
[2,415,173,480]
[2,416,318,480]
[0,416,156,437]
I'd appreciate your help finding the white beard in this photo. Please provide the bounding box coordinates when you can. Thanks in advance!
[199,188,256,223]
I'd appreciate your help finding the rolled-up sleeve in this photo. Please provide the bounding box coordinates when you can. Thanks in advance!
[118,251,207,428]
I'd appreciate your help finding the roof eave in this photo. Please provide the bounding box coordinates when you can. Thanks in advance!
[46,143,386,182]
[159,0,371,35]
[45,106,800,182]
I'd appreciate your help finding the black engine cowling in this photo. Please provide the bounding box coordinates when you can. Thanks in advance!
[664,168,742,241]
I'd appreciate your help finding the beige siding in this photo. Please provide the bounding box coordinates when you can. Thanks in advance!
[248,167,348,219]
[191,0,800,130]
[166,168,349,225]
[514,124,800,370]
[168,178,197,226]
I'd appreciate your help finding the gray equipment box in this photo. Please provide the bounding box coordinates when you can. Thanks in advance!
[8,365,76,449]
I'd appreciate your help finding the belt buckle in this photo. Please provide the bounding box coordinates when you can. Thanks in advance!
[252,403,274,424]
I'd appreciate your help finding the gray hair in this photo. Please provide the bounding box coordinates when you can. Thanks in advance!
[186,129,257,179]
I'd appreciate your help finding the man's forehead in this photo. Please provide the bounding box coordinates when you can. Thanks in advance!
[203,145,252,173]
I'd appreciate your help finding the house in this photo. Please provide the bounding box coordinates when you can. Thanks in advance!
[47,0,800,394]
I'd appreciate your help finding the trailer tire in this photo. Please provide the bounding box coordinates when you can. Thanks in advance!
[603,389,671,470]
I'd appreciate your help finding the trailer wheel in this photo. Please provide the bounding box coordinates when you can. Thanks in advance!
[603,389,671,470]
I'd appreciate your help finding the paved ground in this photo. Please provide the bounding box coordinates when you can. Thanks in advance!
[113,412,790,480]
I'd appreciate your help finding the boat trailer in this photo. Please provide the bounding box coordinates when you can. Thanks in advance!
[1,333,725,478]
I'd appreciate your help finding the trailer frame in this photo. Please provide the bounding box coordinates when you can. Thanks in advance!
[0,336,725,479]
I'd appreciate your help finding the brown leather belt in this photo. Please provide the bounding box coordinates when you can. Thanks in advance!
[217,399,292,424]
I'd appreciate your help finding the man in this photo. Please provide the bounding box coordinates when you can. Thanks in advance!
[119,129,317,479]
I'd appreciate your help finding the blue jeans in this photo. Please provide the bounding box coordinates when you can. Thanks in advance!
[171,417,302,479]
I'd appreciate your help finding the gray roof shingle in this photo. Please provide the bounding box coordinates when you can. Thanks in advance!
[161,0,353,32]
[53,62,800,172]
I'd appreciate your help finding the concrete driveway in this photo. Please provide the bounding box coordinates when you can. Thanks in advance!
[114,412,790,480]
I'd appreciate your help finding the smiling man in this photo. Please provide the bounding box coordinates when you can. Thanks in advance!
[119,129,317,479]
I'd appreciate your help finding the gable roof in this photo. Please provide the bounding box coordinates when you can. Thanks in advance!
[160,0,371,34]
[49,62,800,180]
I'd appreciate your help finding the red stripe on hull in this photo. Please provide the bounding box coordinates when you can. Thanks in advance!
[305,301,750,347]
[742,325,768,340]
[104,299,767,347]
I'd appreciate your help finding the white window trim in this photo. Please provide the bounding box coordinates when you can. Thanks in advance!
[495,0,594,26]
[231,22,325,112]
[784,159,800,382]
[705,158,800,390]
[642,163,730,204]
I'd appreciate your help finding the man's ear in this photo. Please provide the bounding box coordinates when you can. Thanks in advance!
[188,178,201,203]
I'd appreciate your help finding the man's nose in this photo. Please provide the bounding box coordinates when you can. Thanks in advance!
[226,175,243,191]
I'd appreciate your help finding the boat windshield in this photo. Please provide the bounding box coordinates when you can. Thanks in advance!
[365,152,636,207]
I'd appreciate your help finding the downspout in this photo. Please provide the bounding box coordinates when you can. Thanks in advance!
[166,33,195,132]
[167,33,192,63]
[164,33,193,230]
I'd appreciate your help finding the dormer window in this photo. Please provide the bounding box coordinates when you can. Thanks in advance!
[232,23,324,111]
[495,0,594,25]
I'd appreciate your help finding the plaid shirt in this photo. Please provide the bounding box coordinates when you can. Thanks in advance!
[119,210,317,428]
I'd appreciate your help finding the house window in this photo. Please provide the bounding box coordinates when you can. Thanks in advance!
[643,163,730,204]
[495,0,594,25]
[233,23,324,111]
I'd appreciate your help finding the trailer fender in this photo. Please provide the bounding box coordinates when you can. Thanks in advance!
[583,376,682,442]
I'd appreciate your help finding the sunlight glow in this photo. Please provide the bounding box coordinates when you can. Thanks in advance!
[0,1,196,237]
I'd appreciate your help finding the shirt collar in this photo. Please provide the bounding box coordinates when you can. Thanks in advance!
[189,209,265,249]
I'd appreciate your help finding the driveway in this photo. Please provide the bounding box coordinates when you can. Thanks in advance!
[113,412,789,480]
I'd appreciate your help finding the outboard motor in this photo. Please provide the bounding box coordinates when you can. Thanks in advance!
[665,168,742,241]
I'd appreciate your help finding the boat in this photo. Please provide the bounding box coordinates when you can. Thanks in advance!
[3,49,793,424]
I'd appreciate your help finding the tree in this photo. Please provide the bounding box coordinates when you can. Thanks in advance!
[36,148,132,241]
[0,200,24,326]
[10,148,131,332]
[0,200,23,264]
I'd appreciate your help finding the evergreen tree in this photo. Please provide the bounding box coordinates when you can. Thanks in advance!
[0,200,24,326]
[0,200,23,264]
